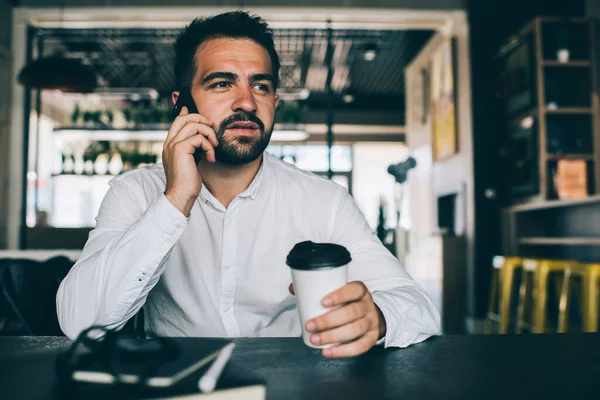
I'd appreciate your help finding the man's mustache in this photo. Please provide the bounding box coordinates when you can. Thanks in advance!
[219,113,265,133]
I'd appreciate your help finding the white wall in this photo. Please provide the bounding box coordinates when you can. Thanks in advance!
[403,16,473,328]
[352,143,409,231]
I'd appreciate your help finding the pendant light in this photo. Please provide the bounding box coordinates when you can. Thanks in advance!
[17,0,97,93]
[18,55,97,92]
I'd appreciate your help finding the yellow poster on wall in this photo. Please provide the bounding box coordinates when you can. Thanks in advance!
[430,39,457,161]
[555,159,588,199]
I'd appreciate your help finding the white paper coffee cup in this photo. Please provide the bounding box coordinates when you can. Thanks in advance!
[286,241,351,349]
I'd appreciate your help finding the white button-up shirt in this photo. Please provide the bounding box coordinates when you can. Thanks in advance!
[57,152,440,347]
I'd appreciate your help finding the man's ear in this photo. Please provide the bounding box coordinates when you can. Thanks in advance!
[171,91,180,106]
[274,93,280,109]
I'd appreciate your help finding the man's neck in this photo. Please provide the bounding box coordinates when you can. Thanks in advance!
[198,154,263,208]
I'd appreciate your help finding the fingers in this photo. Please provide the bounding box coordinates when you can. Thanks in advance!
[310,317,374,346]
[302,281,381,358]
[172,133,216,163]
[170,121,219,148]
[322,281,368,307]
[288,283,295,295]
[306,300,368,333]
[166,106,215,144]
[321,330,379,359]
[164,105,218,165]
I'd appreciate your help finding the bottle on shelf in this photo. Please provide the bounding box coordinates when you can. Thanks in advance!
[62,152,74,174]
[71,103,81,126]
[94,153,110,175]
[108,151,124,176]
[84,159,95,175]
[73,152,85,175]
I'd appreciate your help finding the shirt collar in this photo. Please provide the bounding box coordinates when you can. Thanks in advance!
[198,153,268,206]
[240,153,268,200]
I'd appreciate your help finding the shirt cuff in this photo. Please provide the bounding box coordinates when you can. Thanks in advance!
[371,289,440,348]
[372,291,392,347]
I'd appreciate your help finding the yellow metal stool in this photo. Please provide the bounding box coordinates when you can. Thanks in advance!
[560,263,600,333]
[485,256,522,334]
[517,259,574,333]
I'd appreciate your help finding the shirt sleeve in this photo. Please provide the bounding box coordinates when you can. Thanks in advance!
[56,177,189,339]
[329,189,441,348]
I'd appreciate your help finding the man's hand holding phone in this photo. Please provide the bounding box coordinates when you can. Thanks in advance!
[163,106,219,216]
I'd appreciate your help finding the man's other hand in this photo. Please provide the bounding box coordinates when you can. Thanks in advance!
[288,281,387,358]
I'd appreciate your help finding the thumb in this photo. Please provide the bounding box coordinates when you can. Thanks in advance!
[288,283,295,295]
[179,105,189,116]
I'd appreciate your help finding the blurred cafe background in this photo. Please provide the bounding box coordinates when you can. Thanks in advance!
[1,0,600,337]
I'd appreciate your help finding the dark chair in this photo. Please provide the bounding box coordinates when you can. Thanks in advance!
[0,255,146,337]
[0,256,73,336]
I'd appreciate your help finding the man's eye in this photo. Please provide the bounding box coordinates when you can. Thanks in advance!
[253,84,270,92]
[211,81,231,89]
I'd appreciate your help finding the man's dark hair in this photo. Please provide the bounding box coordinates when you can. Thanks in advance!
[174,11,280,90]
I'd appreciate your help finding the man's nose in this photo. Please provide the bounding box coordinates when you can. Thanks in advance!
[232,86,258,114]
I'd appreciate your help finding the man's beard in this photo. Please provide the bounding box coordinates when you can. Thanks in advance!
[213,112,272,165]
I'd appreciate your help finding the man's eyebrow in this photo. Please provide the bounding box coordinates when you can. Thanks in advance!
[201,72,238,85]
[250,73,275,83]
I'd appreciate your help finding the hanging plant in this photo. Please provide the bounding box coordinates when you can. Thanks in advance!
[104,109,114,126]
[91,110,103,127]
[122,108,132,127]
[150,102,163,124]
[277,100,307,126]
[82,110,93,126]
[71,103,81,126]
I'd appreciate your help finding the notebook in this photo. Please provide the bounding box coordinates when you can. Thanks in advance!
[68,338,266,400]
[71,338,229,387]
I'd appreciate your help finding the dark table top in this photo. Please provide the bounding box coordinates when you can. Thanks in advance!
[1,333,600,399]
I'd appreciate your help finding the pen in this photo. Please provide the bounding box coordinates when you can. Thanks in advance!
[198,342,236,393]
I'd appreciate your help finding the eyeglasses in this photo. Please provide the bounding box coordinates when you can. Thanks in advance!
[56,325,179,390]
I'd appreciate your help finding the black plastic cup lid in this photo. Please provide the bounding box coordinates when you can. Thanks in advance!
[286,241,351,270]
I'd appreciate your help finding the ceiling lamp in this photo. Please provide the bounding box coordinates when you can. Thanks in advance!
[17,53,97,93]
[90,87,159,101]
[362,43,378,61]
[278,88,310,101]
[271,128,309,142]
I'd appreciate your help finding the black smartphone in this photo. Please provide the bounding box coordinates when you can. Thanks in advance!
[172,89,204,165]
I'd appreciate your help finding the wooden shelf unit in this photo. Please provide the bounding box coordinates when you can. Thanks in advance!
[504,194,600,213]
[498,17,599,203]
[541,60,592,67]
[543,107,593,114]
[499,18,600,263]
[502,198,600,261]
[518,237,600,245]
[546,154,595,161]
